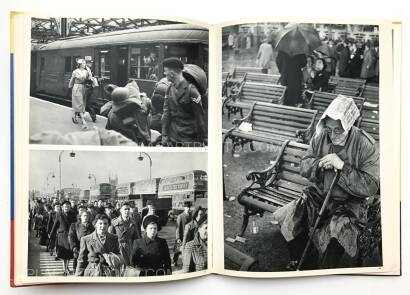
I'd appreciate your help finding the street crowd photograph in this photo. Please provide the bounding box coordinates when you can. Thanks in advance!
[222,22,381,271]
[29,17,209,147]
[28,150,208,277]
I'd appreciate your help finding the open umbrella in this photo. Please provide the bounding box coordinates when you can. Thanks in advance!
[275,23,322,56]
[314,43,331,57]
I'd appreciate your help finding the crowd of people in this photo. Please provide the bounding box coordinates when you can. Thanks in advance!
[240,36,379,107]
[62,57,208,147]
[29,198,208,277]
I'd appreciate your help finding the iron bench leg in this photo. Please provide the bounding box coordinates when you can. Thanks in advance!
[238,207,252,237]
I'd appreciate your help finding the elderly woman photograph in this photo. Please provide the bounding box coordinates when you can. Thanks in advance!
[182,214,207,273]
[132,215,172,276]
[75,214,122,276]
[68,59,91,129]
[68,210,94,274]
[272,95,380,270]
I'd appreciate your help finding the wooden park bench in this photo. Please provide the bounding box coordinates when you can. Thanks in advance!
[224,243,257,271]
[307,91,365,125]
[235,140,381,265]
[223,81,287,119]
[362,85,379,106]
[232,66,263,80]
[329,77,366,97]
[222,102,317,154]
[244,72,280,84]
[236,140,312,236]
[358,114,379,141]
[359,85,379,141]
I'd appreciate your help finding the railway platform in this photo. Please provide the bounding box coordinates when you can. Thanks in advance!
[29,97,107,137]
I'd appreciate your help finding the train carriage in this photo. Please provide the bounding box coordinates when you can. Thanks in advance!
[31,24,209,106]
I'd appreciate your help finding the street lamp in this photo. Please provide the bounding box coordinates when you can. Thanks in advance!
[88,173,97,185]
[138,152,152,179]
[58,150,76,194]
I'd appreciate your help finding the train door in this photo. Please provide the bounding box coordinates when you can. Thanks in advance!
[96,49,112,101]
[30,51,37,95]
[116,46,129,87]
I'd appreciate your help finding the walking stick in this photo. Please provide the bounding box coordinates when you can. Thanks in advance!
[296,169,341,271]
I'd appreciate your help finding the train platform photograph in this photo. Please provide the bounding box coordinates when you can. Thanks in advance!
[29,17,209,147]
[221,22,381,272]
[27,150,208,277]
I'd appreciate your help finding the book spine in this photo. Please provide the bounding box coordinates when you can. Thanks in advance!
[10,12,15,286]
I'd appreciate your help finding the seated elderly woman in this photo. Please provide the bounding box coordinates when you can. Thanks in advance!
[75,214,123,276]
[132,215,172,276]
[273,95,380,270]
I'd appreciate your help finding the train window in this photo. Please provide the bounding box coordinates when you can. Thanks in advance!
[64,57,72,73]
[164,44,195,64]
[129,45,159,80]
[99,50,111,79]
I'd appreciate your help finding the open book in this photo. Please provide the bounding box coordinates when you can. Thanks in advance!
[10,12,402,286]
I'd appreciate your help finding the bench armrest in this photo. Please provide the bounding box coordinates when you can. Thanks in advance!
[246,160,279,188]
[232,102,256,127]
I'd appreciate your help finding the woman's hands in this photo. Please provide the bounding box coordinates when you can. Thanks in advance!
[318,153,344,170]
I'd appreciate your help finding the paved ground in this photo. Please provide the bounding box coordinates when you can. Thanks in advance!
[28,222,183,277]
[29,97,107,138]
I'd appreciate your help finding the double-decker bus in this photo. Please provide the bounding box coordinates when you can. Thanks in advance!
[157,170,207,215]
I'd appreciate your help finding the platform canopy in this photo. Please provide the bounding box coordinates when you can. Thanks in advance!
[31,18,180,44]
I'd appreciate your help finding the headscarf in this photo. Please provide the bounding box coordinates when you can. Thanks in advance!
[315,95,360,138]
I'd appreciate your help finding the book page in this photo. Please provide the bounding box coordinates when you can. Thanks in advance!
[213,18,401,278]
[11,11,215,286]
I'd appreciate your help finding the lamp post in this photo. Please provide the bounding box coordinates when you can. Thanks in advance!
[58,150,76,196]
[138,152,152,180]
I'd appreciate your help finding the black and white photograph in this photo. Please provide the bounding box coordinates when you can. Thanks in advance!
[222,22,381,271]
[27,150,208,277]
[29,17,209,147]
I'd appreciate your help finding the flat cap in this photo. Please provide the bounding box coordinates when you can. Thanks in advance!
[162,57,184,70]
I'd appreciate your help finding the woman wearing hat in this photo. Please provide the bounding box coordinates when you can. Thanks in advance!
[68,59,90,129]
[132,215,172,276]
[182,214,207,273]
[50,200,77,275]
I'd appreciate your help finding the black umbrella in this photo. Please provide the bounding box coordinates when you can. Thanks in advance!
[275,23,322,56]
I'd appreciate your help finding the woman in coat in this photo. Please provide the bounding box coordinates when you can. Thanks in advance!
[360,42,376,82]
[50,201,77,275]
[68,210,94,273]
[68,59,90,129]
[182,206,205,250]
[75,214,122,276]
[182,215,207,273]
[132,215,172,276]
